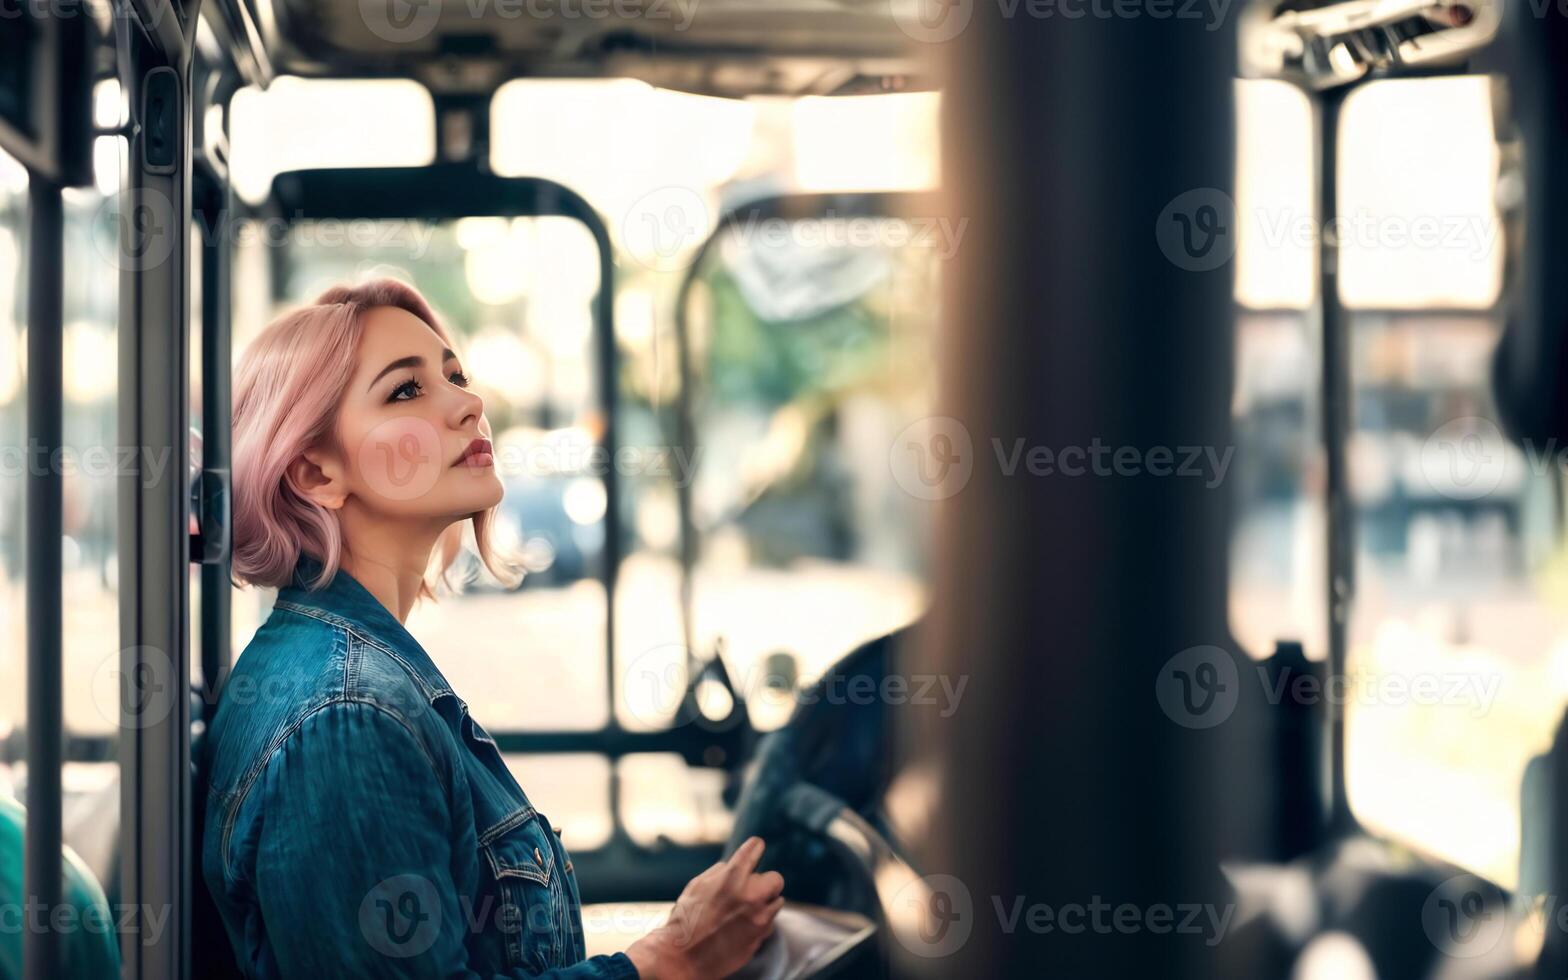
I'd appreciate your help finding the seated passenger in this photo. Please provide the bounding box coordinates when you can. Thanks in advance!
[0,795,118,980]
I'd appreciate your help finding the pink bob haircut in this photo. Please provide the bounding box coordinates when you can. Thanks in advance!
[231,277,517,600]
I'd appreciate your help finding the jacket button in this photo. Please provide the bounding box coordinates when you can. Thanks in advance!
[534,847,544,864]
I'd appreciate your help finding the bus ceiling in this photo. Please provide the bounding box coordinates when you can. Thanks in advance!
[95,0,1515,105]
[213,0,931,98]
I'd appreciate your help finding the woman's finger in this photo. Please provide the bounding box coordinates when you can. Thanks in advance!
[727,836,765,877]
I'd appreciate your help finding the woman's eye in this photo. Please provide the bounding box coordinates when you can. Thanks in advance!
[450,371,471,388]
[389,378,422,402]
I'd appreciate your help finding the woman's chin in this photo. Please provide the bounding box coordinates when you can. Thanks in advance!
[413,467,504,520]
[451,472,505,511]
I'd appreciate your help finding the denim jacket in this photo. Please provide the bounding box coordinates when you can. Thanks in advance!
[201,553,638,979]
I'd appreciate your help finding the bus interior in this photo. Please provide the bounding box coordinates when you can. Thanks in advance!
[6,0,1568,977]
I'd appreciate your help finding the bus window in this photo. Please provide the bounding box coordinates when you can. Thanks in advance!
[620,751,727,847]
[788,93,941,192]
[228,78,435,206]
[489,78,755,249]
[611,200,943,846]
[1229,79,1328,661]
[59,166,121,742]
[0,120,128,896]
[1334,77,1539,887]
[1338,79,1503,310]
[678,211,939,730]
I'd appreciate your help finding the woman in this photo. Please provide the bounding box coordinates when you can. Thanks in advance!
[202,278,783,978]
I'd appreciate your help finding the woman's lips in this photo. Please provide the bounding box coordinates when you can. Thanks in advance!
[456,438,494,468]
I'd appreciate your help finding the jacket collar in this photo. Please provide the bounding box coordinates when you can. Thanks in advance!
[276,552,454,701]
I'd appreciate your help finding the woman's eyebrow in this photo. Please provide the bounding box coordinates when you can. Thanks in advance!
[366,348,458,393]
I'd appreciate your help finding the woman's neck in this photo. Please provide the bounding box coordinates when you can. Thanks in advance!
[336,515,448,624]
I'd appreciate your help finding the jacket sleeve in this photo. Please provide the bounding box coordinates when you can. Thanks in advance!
[251,699,639,980]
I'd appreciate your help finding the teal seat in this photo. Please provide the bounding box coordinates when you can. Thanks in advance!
[0,795,121,980]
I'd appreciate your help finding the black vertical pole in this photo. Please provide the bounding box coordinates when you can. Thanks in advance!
[1316,87,1356,834]
[116,6,194,976]
[907,4,1237,977]
[198,168,232,699]
[21,11,93,978]
[23,174,64,980]
[591,215,625,846]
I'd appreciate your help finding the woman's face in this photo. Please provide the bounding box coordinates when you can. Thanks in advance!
[315,305,503,521]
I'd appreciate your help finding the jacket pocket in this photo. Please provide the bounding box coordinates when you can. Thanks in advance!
[481,808,566,971]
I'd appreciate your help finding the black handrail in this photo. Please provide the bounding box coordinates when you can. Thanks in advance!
[14,10,96,980]
[1314,84,1358,837]
[23,165,65,980]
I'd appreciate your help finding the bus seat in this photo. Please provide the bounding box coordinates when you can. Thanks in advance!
[0,794,120,980]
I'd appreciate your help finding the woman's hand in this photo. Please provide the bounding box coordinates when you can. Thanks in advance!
[626,836,785,980]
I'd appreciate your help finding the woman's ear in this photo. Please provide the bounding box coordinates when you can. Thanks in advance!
[288,447,349,510]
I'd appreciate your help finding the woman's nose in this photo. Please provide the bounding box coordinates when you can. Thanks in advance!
[446,381,484,430]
